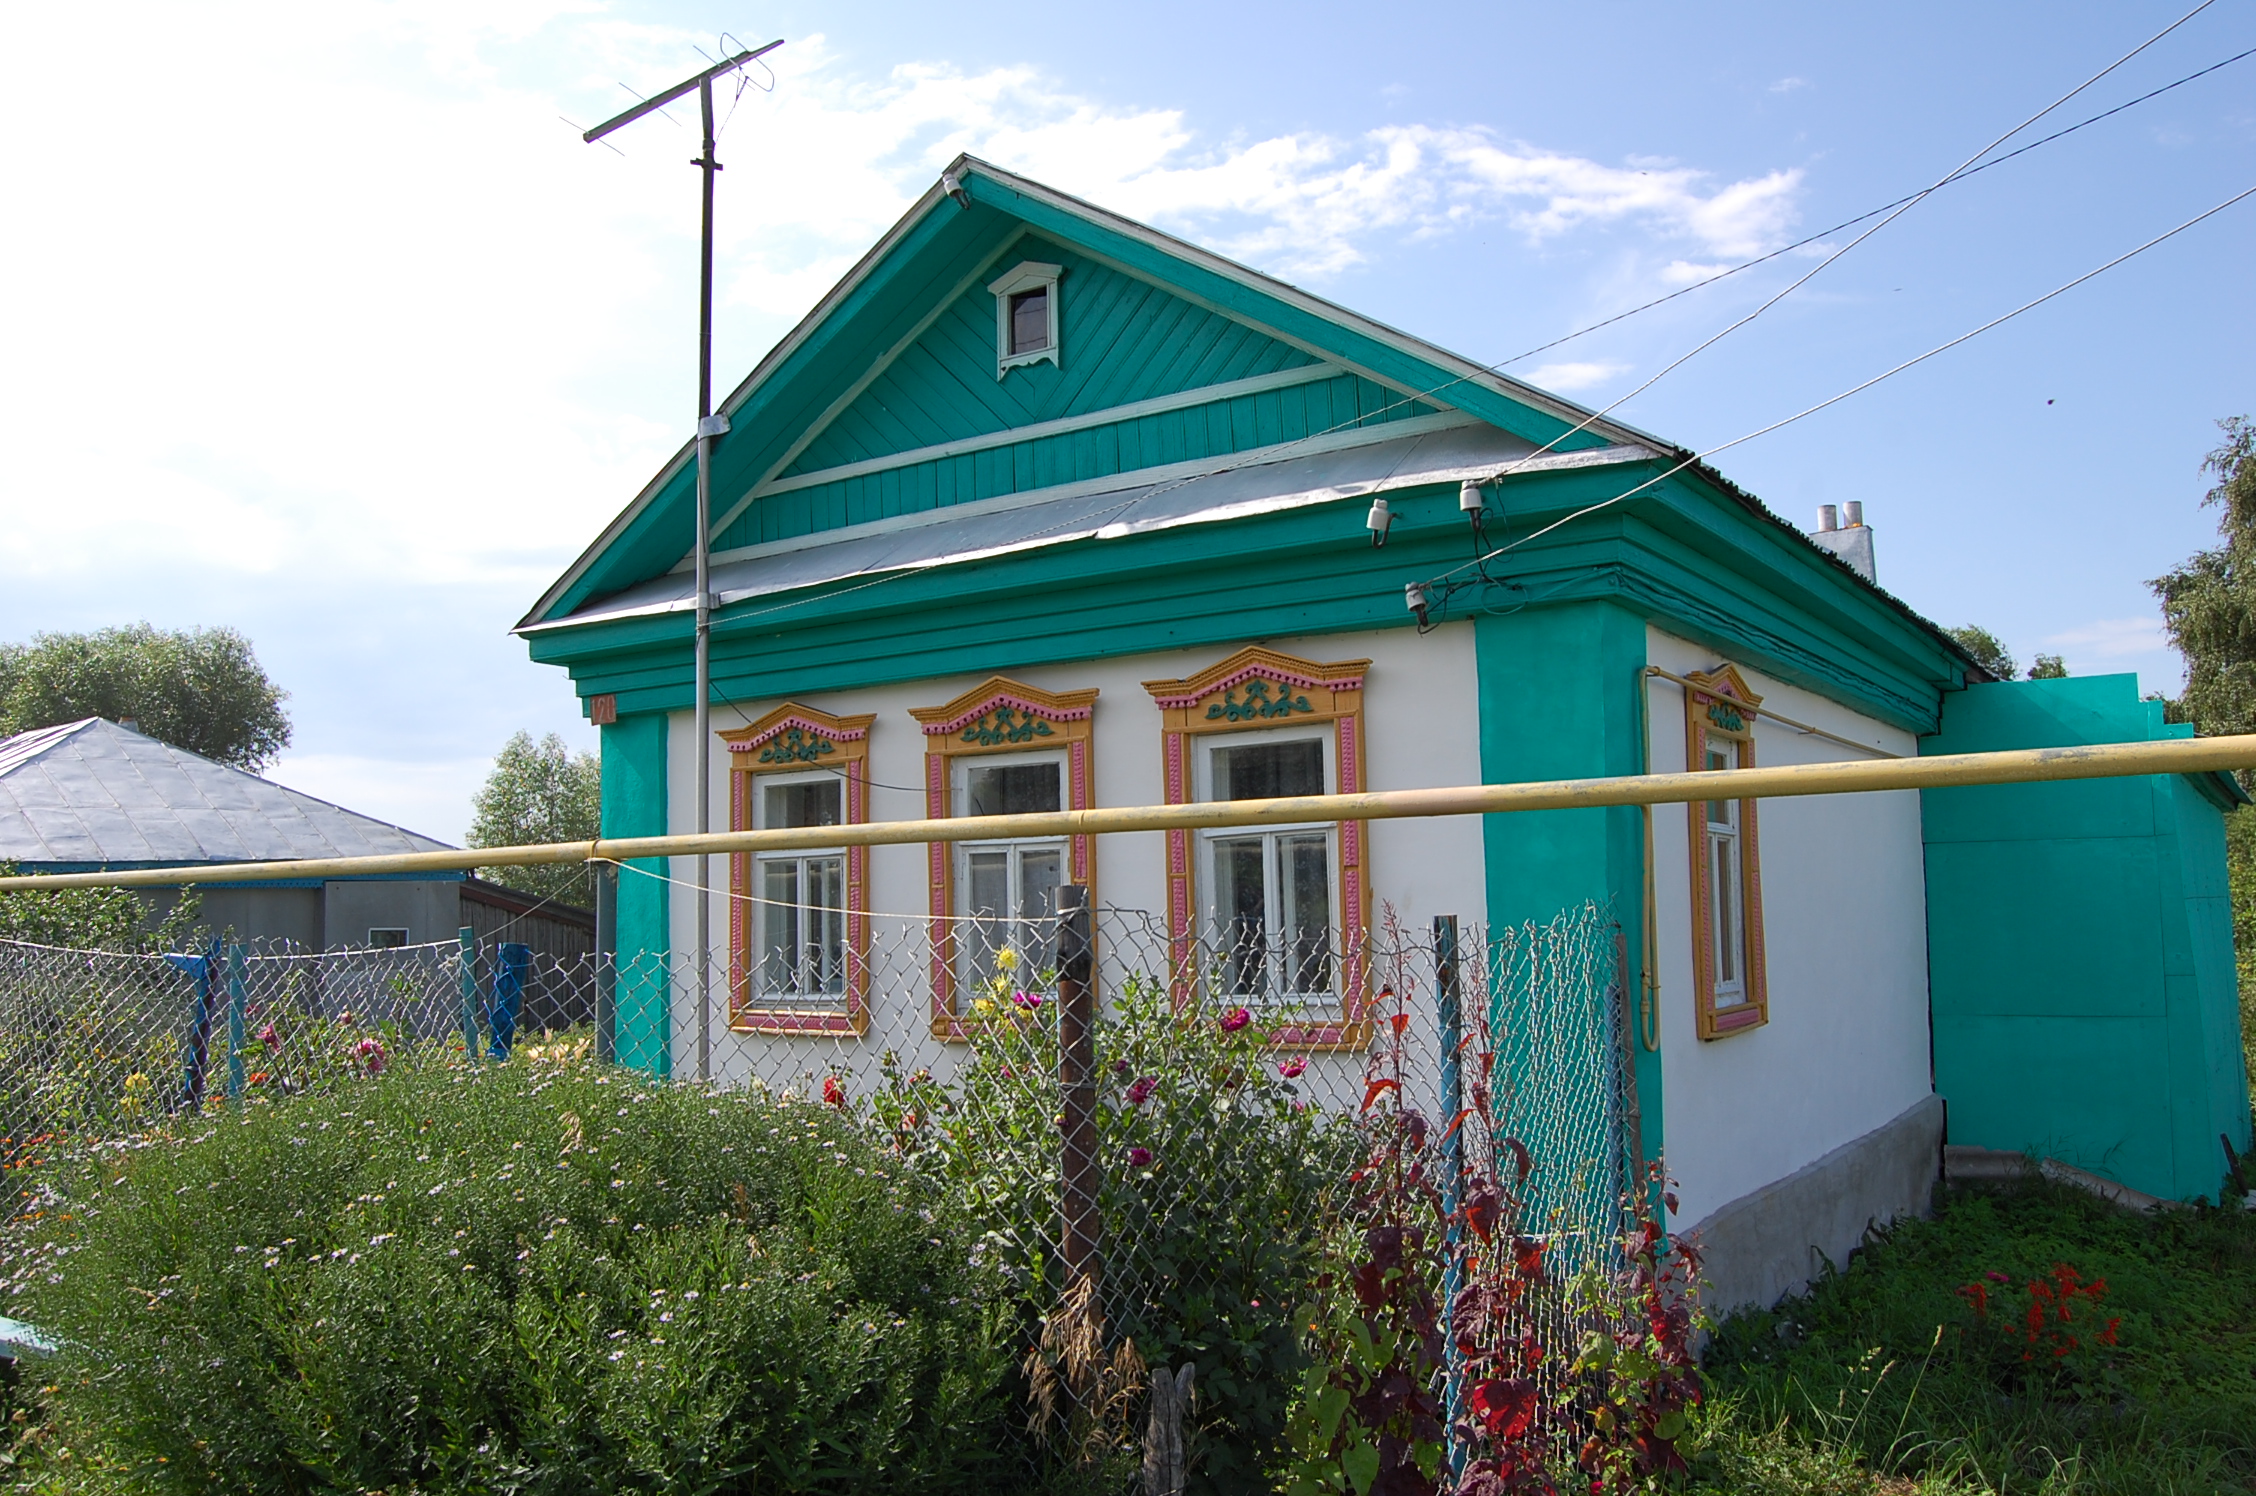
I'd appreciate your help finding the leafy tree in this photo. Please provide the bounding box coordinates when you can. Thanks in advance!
[2152,416,2256,740]
[2027,653,2069,680]
[0,623,290,771]
[1946,625,2016,681]
[2150,415,2256,1089]
[467,732,601,906]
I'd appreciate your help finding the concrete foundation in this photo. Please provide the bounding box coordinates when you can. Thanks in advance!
[1685,1092,1943,1314]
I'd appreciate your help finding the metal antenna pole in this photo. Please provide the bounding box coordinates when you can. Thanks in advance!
[583,38,783,1083]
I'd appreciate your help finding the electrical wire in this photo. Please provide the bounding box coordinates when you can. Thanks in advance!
[1463,0,2225,491]
[1414,180,2256,605]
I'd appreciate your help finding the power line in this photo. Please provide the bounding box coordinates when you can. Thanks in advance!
[1465,0,2224,489]
[1416,180,2256,603]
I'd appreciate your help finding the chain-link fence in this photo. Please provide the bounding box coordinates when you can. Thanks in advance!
[0,895,1634,1455]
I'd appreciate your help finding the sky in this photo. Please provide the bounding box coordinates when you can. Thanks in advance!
[2,1,2251,843]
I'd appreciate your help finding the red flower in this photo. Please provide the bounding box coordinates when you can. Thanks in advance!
[1277,1058,1307,1079]
[1125,1076,1158,1106]
[821,1076,845,1108]
[1127,1146,1154,1168]
[1219,1007,1251,1033]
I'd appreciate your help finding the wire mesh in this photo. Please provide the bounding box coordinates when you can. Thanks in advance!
[0,901,1633,1396]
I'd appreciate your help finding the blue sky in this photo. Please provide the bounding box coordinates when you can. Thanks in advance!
[2,1,2250,841]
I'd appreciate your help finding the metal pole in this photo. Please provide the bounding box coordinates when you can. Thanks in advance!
[225,943,247,1106]
[13,733,2256,891]
[1434,914,1466,1479]
[693,74,716,1084]
[457,926,480,1059]
[1056,885,1100,1290]
[594,862,618,1065]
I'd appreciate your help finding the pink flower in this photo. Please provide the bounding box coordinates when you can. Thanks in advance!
[1220,1007,1251,1033]
[1011,990,1044,1011]
[1125,1076,1158,1106]
[257,1023,279,1049]
[353,1036,387,1075]
[1278,1058,1307,1079]
[1127,1147,1154,1168]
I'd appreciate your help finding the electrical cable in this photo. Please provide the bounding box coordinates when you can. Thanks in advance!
[1412,180,2256,610]
[1463,0,2225,492]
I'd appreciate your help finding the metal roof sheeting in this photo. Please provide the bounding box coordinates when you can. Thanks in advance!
[0,719,455,867]
[538,420,1657,631]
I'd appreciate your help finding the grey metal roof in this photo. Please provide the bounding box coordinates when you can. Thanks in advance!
[0,719,455,868]
[533,418,1659,631]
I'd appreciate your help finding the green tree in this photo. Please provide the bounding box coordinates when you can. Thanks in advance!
[467,732,601,906]
[2150,415,2256,1093]
[2027,653,2069,679]
[1946,625,2016,681]
[0,623,291,770]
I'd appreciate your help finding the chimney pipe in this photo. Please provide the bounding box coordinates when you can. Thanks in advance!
[1843,500,1864,528]
[1816,504,1839,532]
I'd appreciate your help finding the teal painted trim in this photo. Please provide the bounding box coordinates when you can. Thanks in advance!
[962,175,1612,454]
[1474,602,1660,1164]
[536,464,1961,738]
[1921,675,2251,1201]
[600,713,670,1080]
[715,369,1423,552]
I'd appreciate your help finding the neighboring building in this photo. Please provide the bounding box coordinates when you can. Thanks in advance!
[516,157,2251,1308]
[0,717,472,949]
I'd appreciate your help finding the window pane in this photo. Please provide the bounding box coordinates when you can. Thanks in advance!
[806,856,845,994]
[1009,288,1048,354]
[758,858,801,994]
[1018,846,1064,972]
[965,761,1062,816]
[1213,835,1268,997]
[1283,832,1332,997]
[1710,833,1741,990]
[764,779,841,830]
[1705,740,1735,825]
[964,848,1010,992]
[1213,738,1324,801]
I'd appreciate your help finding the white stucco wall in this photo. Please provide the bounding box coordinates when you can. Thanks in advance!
[1645,627,1934,1227]
[663,622,1487,1081]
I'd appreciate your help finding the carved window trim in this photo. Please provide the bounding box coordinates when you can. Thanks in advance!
[908,677,1098,1039]
[719,703,876,1036]
[1683,664,1769,1039]
[1142,646,1371,1050]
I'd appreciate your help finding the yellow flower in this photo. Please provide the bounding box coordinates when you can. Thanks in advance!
[972,997,997,1017]
[995,947,1020,973]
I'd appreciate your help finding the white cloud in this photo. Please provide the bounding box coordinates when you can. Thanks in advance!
[2045,617,2169,658]
[1769,76,1811,95]
[1525,360,1631,392]
[0,4,1809,603]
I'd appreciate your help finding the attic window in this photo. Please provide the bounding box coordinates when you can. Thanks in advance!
[988,261,1062,376]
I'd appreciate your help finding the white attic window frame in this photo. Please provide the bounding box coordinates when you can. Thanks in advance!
[988,261,1063,377]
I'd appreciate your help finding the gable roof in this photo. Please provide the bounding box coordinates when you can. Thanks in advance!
[520,155,1666,632]
[0,719,455,868]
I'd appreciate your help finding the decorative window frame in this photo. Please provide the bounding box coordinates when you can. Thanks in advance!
[1142,646,1371,1049]
[908,677,1098,1038]
[719,703,875,1036]
[1682,664,1769,1039]
[988,261,1063,377]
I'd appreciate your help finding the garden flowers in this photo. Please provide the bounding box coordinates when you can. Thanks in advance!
[352,1037,387,1075]
[1278,1058,1307,1079]
[822,1076,846,1108]
[1126,1146,1154,1168]
[1220,1007,1251,1033]
[1125,1076,1158,1106]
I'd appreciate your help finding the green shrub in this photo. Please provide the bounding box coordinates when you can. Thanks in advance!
[5,1051,1017,1495]
[875,976,1358,1493]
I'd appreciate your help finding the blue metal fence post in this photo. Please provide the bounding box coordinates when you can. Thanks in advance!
[487,943,529,1061]
[456,926,480,1059]
[224,944,247,1106]
[1434,913,1466,1479]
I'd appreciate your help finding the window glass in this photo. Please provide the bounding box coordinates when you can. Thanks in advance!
[964,760,1062,816]
[1213,738,1324,800]
[763,778,841,830]
[1214,834,1268,996]
[1284,831,1333,996]
[1009,288,1049,354]
[757,853,845,999]
[962,842,1061,992]
[367,928,408,948]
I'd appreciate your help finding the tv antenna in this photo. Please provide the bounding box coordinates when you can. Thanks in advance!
[584,38,783,1083]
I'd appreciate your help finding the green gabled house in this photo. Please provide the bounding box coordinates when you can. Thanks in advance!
[520,156,2250,1310]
